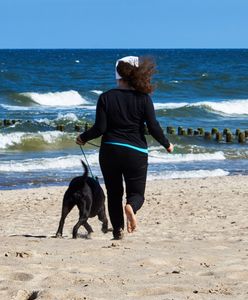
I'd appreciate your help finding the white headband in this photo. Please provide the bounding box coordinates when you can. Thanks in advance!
[115,56,139,80]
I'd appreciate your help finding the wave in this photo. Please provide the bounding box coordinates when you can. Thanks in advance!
[148,151,226,163]
[35,112,79,125]
[90,90,103,95]
[169,80,181,84]
[0,150,226,173]
[154,102,188,110]
[0,131,74,150]
[3,93,247,116]
[154,99,248,115]
[0,150,229,181]
[1,131,227,162]
[0,154,98,172]
[0,154,229,181]
[194,99,248,115]
[1,104,36,111]
[20,90,89,107]
[1,131,247,160]
[55,112,78,122]
[147,169,229,180]
[1,103,96,112]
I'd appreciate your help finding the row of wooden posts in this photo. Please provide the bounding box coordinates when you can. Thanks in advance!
[0,119,90,133]
[0,119,18,126]
[0,119,88,129]
[1,119,247,143]
[57,124,248,143]
[167,126,248,143]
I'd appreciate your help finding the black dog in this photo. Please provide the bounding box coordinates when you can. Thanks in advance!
[56,160,108,239]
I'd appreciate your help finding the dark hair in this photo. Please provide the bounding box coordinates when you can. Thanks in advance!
[116,57,156,94]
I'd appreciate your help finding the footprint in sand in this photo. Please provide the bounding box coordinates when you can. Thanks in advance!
[14,290,39,300]
[11,272,34,281]
[198,271,215,276]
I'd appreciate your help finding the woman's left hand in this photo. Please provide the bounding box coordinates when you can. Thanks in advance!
[76,135,86,145]
[166,143,174,153]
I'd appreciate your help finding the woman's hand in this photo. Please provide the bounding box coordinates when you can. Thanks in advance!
[166,143,174,153]
[76,135,86,145]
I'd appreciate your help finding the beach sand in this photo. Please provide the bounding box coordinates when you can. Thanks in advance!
[0,175,248,300]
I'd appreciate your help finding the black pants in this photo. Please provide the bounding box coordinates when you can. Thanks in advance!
[99,144,148,231]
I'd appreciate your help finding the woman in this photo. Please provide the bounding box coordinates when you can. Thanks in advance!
[76,56,173,239]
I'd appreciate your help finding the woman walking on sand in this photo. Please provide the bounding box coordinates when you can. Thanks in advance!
[76,56,173,239]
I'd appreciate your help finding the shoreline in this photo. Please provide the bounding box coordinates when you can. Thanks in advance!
[1,171,246,191]
[0,175,248,299]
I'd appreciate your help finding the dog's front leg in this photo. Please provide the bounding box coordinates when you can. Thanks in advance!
[98,209,109,234]
[56,219,64,238]
[56,200,74,238]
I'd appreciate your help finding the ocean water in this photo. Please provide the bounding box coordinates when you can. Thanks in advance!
[0,49,247,189]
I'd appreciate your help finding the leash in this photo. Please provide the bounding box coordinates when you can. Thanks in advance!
[79,144,95,179]
[87,141,100,148]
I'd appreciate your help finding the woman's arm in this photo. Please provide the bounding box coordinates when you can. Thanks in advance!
[144,95,173,151]
[76,95,107,144]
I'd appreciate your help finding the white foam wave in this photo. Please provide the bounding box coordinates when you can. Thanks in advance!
[35,118,51,124]
[0,147,227,175]
[169,80,181,84]
[147,169,229,180]
[21,90,89,107]
[0,150,229,180]
[154,102,188,110]
[148,151,225,164]
[0,154,99,172]
[0,132,25,149]
[55,112,78,122]
[82,105,96,110]
[153,99,248,115]
[35,113,79,124]
[193,99,248,115]
[1,104,33,111]
[39,131,67,143]
[1,103,95,111]
[0,156,80,172]
[0,131,69,149]
[90,90,103,95]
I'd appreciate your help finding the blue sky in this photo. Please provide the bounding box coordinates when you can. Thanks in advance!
[0,0,247,49]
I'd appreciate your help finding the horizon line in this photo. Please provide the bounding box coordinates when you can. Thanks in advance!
[0,47,248,50]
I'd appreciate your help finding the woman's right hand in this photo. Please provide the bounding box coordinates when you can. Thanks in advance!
[166,143,174,153]
[76,135,86,146]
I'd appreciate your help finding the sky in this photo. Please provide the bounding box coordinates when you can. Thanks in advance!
[0,0,247,49]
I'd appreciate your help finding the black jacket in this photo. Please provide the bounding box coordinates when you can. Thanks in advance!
[80,89,170,149]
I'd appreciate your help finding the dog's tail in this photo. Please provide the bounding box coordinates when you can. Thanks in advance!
[81,160,89,182]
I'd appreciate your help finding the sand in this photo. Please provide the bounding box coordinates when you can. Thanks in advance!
[0,175,248,300]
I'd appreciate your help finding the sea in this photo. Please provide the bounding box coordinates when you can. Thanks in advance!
[0,49,247,189]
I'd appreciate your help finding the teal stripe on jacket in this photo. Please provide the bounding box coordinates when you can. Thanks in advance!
[104,142,148,154]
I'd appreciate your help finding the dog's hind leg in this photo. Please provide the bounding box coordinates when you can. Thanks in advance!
[56,200,74,238]
[98,208,108,234]
[84,221,93,239]
[72,217,88,239]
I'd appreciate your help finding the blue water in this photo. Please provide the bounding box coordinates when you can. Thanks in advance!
[0,49,247,189]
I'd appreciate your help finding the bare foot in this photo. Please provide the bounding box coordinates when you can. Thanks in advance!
[125,204,137,233]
